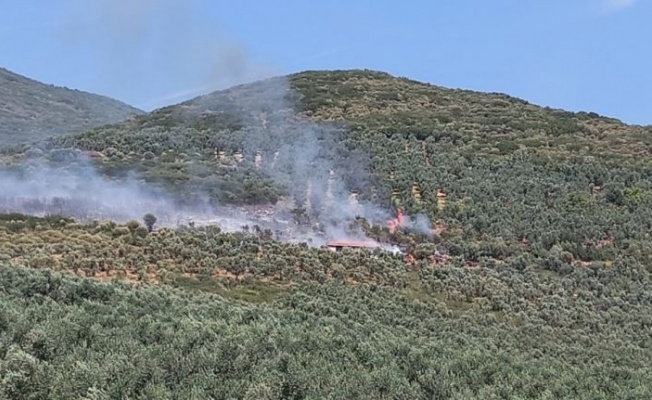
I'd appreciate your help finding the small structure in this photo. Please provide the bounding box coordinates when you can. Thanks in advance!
[326,239,378,252]
[81,150,105,160]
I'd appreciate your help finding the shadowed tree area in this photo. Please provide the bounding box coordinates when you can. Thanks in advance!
[143,213,157,232]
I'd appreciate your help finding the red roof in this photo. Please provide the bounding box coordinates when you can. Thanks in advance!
[326,240,378,248]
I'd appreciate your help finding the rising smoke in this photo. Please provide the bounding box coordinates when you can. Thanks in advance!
[0,154,292,234]
[190,74,396,241]
[0,75,408,246]
[0,143,394,247]
[59,0,277,109]
[0,156,193,225]
[0,1,432,249]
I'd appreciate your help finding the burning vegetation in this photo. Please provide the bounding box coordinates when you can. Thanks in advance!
[0,72,447,265]
[387,207,407,234]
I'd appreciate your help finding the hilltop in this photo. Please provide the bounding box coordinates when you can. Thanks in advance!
[40,68,652,162]
[292,70,651,159]
[0,67,143,146]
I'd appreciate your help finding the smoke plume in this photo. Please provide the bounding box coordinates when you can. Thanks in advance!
[190,74,393,241]
[0,156,194,225]
[0,154,304,237]
[59,0,277,109]
[387,208,433,239]
[0,74,399,246]
[0,152,395,249]
[1,1,431,251]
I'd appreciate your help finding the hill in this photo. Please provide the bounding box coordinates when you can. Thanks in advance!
[292,70,651,159]
[0,67,143,145]
[16,70,648,203]
[2,69,652,397]
[11,70,652,243]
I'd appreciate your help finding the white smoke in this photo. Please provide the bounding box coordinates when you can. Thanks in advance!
[58,0,278,109]
[191,75,393,241]
[2,0,432,252]
[0,152,397,250]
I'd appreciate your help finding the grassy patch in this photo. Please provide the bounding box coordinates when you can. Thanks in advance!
[169,273,289,303]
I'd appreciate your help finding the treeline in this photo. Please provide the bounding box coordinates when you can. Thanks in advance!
[0,211,646,293]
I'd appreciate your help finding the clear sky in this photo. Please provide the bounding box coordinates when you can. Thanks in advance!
[0,0,649,125]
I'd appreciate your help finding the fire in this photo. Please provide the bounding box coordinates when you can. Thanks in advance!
[387,208,407,234]
[405,253,416,266]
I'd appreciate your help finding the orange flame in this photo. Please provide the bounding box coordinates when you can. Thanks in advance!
[405,253,416,266]
[387,208,407,234]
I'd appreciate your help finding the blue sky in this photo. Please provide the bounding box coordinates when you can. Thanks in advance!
[0,0,649,125]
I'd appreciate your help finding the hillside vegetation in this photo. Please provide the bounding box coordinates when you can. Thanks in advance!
[0,67,143,145]
[2,70,652,397]
[7,70,652,256]
[293,70,651,160]
[1,215,652,398]
[1,71,646,212]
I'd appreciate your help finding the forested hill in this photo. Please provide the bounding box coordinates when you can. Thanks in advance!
[37,68,652,163]
[3,70,652,397]
[8,69,652,248]
[291,70,651,159]
[0,67,143,145]
[19,69,652,209]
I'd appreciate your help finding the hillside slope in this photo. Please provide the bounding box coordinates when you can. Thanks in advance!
[44,68,652,162]
[0,67,143,145]
[27,69,652,204]
[1,68,649,266]
[2,70,652,397]
[6,70,652,248]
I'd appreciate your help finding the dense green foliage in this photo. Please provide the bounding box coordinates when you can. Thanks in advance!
[2,70,652,397]
[0,214,409,288]
[292,70,650,159]
[2,255,652,399]
[1,215,652,397]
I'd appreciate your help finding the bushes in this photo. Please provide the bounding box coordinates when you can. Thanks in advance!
[1,264,652,399]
